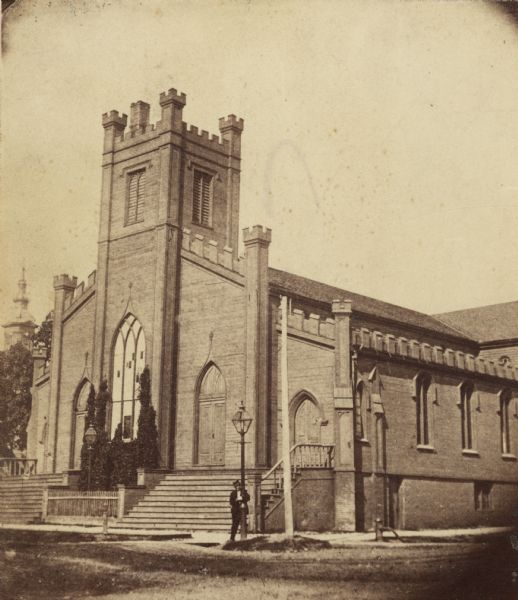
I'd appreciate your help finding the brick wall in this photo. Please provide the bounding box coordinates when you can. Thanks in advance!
[479,344,518,367]
[275,334,335,461]
[175,258,246,469]
[265,470,334,532]
[99,230,158,385]
[55,295,95,472]
[356,356,518,484]
[28,378,50,472]
[401,478,518,529]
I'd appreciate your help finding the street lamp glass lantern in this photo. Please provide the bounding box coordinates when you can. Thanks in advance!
[231,402,252,435]
[84,425,97,448]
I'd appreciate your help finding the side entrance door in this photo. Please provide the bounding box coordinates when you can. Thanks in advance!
[198,399,225,465]
[294,398,321,444]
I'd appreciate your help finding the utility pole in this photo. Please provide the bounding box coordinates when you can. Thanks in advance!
[280,295,294,537]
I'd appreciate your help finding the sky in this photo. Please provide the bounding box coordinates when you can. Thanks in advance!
[1,0,518,337]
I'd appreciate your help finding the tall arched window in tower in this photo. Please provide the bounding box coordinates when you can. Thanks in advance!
[500,390,512,455]
[460,381,475,450]
[111,314,146,439]
[195,363,226,465]
[415,373,431,446]
[72,380,90,469]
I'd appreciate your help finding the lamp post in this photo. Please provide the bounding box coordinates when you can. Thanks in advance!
[84,425,97,491]
[231,401,252,540]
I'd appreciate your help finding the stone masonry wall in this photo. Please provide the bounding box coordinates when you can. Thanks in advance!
[175,257,246,469]
[356,357,518,483]
[55,294,95,472]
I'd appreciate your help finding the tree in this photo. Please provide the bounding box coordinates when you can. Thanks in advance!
[0,342,33,455]
[136,366,160,469]
[109,424,137,488]
[78,384,96,490]
[32,312,53,361]
[90,381,112,490]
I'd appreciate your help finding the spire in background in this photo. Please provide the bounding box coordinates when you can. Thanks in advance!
[2,265,37,350]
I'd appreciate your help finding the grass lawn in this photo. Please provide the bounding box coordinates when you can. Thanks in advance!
[1,530,516,599]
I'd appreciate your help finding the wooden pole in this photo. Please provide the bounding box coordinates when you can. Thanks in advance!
[280,295,294,537]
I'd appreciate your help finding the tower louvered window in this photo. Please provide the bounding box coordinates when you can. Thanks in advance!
[192,170,212,227]
[126,169,146,225]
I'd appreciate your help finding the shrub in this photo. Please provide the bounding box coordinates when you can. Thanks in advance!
[136,366,160,469]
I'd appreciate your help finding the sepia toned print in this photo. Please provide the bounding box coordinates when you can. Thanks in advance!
[1,1,517,599]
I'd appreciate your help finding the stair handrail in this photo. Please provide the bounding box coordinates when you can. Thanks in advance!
[260,443,335,489]
[0,457,37,478]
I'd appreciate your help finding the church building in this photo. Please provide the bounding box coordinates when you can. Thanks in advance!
[25,86,518,531]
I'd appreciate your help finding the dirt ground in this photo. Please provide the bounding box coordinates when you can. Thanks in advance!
[1,529,517,600]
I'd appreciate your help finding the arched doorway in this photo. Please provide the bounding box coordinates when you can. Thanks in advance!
[195,364,226,465]
[293,395,321,444]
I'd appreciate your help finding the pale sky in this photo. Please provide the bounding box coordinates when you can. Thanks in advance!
[2,0,518,335]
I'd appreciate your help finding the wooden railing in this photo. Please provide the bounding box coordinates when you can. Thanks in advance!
[43,489,118,520]
[0,458,37,478]
[261,443,334,492]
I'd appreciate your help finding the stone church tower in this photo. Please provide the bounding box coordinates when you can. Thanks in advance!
[90,90,243,467]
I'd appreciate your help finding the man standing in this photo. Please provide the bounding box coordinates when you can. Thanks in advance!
[229,479,250,541]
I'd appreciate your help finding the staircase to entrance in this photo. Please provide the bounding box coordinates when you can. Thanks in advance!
[259,443,335,532]
[113,472,240,531]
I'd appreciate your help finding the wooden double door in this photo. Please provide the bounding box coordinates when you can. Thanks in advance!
[197,398,225,465]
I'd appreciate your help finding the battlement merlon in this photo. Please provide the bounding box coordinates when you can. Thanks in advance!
[130,101,150,133]
[102,111,128,152]
[53,274,77,291]
[242,225,272,247]
[219,114,244,157]
[102,110,127,131]
[159,87,187,130]
[332,299,353,316]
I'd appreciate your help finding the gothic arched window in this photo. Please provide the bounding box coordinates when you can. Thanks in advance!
[415,373,431,446]
[460,381,475,450]
[355,380,368,441]
[111,314,146,439]
[500,390,512,455]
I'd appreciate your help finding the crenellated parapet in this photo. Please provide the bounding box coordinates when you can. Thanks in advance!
[181,228,244,275]
[185,123,228,152]
[276,305,336,341]
[102,87,242,157]
[63,270,97,312]
[351,326,518,382]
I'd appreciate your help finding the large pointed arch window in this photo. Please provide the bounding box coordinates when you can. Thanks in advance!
[111,314,146,439]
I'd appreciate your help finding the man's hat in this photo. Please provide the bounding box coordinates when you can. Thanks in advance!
[233,479,240,486]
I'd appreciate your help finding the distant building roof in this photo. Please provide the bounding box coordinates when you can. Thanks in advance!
[434,301,518,343]
[268,267,475,342]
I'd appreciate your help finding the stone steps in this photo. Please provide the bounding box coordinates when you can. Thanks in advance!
[0,474,63,524]
[113,472,240,532]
